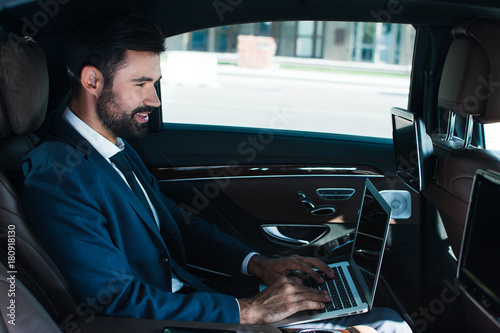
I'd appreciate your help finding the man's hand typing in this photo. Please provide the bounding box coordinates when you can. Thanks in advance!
[238,276,331,324]
[237,254,336,324]
[247,254,335,285]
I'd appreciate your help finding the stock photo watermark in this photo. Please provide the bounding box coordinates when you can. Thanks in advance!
[50,140,93,183]
[450,73,500,114]
[410,278,462,332]
[62,267,129,332]
[179,107,294,222]
[4,225,17,326]
[7,0,70,45]
[371,0,403,23]
[213,0,244,22]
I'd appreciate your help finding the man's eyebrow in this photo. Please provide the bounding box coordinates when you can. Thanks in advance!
[131,77,153,82]
[131,75,162,82]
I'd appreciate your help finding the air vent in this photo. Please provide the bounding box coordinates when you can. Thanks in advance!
[316,188,355,200]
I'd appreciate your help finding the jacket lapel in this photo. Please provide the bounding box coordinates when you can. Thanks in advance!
[48,115,167,249]
[124,148,187,265]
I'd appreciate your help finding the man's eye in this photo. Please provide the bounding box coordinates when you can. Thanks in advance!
[136,83,145,87]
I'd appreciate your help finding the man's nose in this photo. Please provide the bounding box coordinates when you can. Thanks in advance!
[145,86,161,108]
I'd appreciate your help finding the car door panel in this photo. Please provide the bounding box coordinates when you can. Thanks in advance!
[159,176,419,251]
[133,128,420,255]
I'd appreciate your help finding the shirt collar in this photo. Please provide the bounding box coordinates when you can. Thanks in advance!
[62,106,125,160]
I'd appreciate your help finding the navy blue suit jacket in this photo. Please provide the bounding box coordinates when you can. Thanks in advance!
[21,114,254,322]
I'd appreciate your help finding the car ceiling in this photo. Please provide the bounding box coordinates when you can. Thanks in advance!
[1,0,499,113]
[2,0,500,38]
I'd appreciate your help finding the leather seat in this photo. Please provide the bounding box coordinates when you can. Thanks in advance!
[428,17,500,256]
[0,262,62,332]
[0,27,78,325]
[424,17,500,333]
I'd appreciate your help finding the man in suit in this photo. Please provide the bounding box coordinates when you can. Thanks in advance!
[21,9,410,332]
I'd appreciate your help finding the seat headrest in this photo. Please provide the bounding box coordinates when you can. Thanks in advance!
[438,17,500,124]
[0,27,48,135]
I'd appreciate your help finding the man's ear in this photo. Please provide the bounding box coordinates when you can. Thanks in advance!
[80,66,103,97]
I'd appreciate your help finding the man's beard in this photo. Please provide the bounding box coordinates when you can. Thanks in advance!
[96,86,152,140]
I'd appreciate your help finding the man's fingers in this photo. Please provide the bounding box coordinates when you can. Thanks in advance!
[286,285,331,312]
[239,276,332,324]
[301,264,326,282]
[293,281,332,302]
[288,276,304,285]
[290,255,335,282]
[283,298,326,315]
[274,276,331,302]
[301,299,327,311]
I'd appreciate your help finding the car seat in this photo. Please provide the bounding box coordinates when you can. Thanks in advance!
[427,17,500,257]
[0,262,62,332]
[0,27,78,325]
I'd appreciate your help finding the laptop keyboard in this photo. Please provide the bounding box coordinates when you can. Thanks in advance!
[305,266,357,313]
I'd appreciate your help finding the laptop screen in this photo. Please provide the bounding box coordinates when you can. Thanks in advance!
[458,170,500,323]
[350,179,392,306]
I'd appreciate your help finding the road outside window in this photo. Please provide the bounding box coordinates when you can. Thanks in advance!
[161,21,415,139]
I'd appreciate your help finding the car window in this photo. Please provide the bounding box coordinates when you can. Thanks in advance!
[160,21,415,139]
[484,123,500,151]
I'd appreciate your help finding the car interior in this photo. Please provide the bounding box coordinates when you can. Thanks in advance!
[1,0,500,332]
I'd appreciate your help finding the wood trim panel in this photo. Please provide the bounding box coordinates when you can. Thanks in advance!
[151,164,383,181]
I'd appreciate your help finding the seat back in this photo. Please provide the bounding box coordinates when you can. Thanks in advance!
[429,17,500,256]
[0,27,78,323]
[422,16,500,333]
[0,262,62,332]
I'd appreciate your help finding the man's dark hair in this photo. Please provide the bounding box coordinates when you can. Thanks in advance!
[65,8,166,96]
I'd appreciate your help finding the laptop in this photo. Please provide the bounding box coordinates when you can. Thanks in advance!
[274,178,392,327]
[456,169,500,328]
